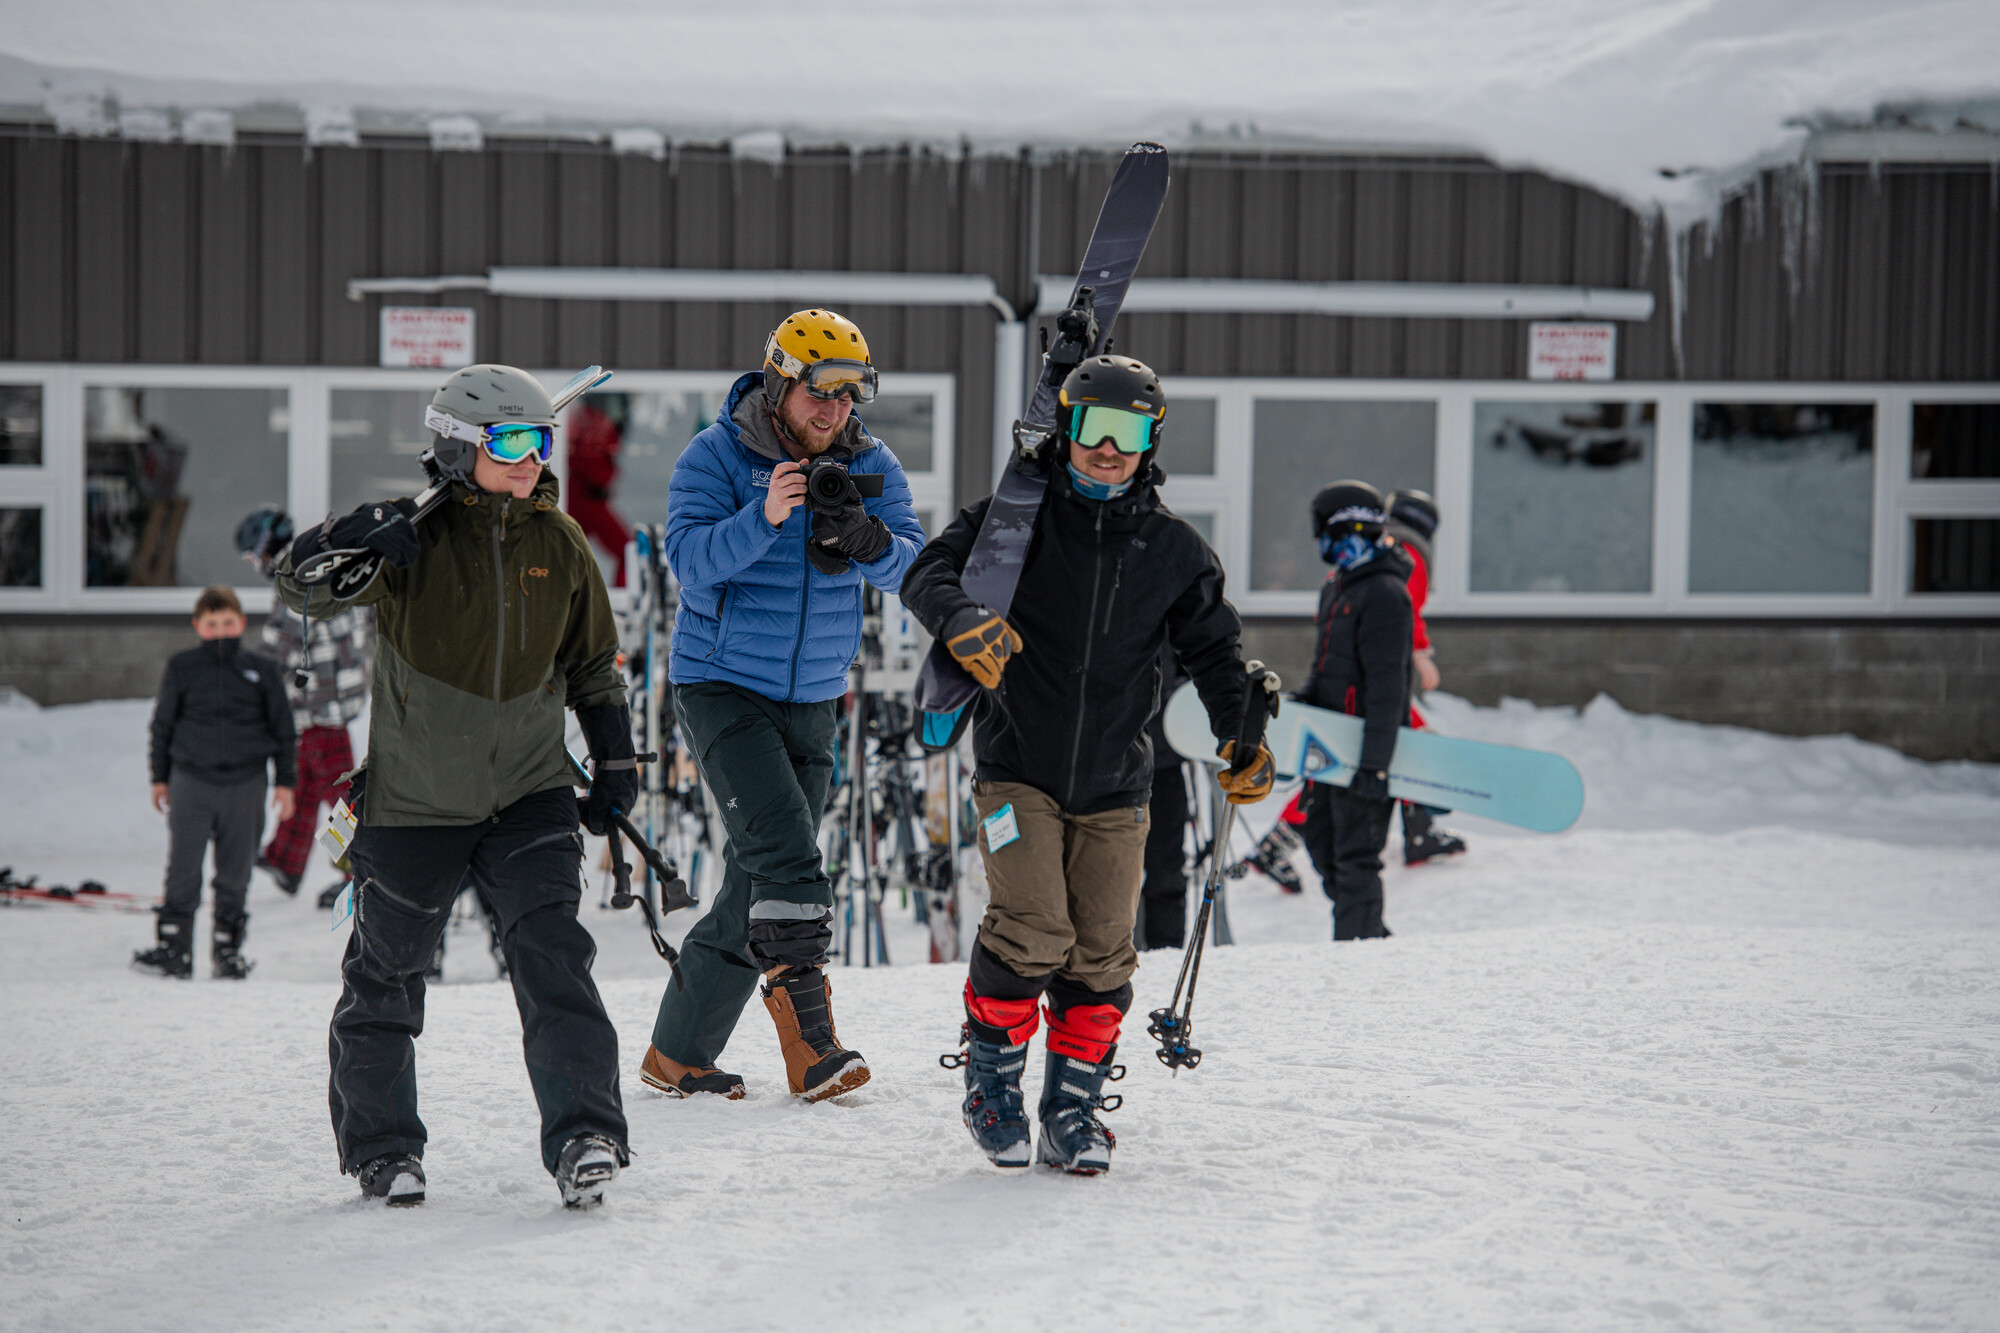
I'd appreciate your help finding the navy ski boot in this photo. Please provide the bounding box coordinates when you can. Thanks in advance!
[943,984,1038,1168]
[1036,1003,1125,1175]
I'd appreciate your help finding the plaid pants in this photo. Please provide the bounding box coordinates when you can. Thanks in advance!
[262,725,355,879]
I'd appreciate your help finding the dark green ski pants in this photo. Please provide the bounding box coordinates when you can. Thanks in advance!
[650,681,838,1068]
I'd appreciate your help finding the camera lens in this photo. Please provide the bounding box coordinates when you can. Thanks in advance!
[807,462,855,510]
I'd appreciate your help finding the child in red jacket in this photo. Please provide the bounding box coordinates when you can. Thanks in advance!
[1384,490,1466,865]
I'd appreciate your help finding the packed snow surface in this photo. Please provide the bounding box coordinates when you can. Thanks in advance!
[3,689,1999,1330]
[5,2,2000,219]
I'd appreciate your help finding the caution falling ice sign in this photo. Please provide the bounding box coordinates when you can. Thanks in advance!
[379,307,476,369]
[1527,322,1616,381]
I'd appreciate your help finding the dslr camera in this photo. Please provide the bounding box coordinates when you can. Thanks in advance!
[800,450,885,514]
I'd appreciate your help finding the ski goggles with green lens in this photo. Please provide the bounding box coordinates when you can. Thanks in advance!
[797,358,879,404]
[1068,403,1160,454]
[424,406,555,464]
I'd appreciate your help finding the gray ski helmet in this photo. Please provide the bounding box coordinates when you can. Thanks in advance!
[1384,488,1438,541]
[1311,480,1386,538]
[427,364,556,480]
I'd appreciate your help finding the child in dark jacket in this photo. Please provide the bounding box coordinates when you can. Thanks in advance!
[133,585,296,979]
[1297,482,1412,941]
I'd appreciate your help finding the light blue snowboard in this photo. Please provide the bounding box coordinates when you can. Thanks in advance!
[1164,682,1584,833]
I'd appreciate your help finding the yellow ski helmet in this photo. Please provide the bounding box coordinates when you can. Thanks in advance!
[762,309,877,411]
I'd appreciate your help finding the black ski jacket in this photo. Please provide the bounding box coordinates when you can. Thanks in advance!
[1299,547,1414,775]
[149,637,298,788]
[902,463,1247,814]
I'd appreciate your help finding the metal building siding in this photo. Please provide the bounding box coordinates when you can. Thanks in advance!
[4,133,1997,511]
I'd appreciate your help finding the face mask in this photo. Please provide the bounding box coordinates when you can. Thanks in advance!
[1066,461,1134,501]
[1319,532,1378,570]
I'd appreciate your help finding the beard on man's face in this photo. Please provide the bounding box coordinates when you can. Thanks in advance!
[778,389,850,455]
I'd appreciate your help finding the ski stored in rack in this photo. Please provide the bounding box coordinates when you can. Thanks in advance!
[914,143,1170,752]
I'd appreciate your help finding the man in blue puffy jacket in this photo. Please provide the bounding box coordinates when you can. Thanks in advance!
[640,309,925,1103]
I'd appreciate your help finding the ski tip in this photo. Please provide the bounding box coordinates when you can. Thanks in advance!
[1129,142,1168,154]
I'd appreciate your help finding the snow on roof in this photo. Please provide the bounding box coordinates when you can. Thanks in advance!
[5,0,1999,229]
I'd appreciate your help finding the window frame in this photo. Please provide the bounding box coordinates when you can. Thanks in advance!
[1162,376,2000,619]
[0,364,956,614]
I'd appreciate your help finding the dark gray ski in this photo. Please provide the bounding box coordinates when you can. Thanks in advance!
[916,144,1170,744]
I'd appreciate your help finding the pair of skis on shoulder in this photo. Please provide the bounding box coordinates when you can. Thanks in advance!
[914,142,1171,749]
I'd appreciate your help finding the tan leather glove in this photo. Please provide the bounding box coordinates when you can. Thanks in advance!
[943,606,1024,689]
[1215,740,1277,805]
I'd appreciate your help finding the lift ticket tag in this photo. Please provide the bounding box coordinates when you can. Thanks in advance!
[982,803,1020,853]
[318,798,357,871]
[331,882,354,932]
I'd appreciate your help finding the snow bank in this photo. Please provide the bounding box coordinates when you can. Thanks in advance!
[1417,691,2000,847]
[4,2,1999,222]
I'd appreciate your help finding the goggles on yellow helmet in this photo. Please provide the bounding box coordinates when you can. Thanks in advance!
[423,405,554,465]
[1067,403,1160,455]
[767,344,879,405]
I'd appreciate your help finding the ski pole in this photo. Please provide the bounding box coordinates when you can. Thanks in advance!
[569,750,696,985]
[1146,660,1281,1074]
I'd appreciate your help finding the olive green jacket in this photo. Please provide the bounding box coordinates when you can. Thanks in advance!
[275,471,624,826]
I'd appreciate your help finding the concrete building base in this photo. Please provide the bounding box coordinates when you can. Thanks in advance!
[3,615,1997,763]
[1241,618,1999,763]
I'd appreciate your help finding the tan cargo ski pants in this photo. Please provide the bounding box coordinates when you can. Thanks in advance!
[971,780,1149,994]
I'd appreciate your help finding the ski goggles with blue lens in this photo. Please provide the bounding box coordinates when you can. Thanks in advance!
[1068,403,1160,454]
[424,406,555,464]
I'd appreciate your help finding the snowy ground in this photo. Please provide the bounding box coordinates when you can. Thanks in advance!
[3,690,1998,1331]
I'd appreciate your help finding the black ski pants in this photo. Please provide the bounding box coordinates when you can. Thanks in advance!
[330,786,627,1177]
[650,681,838,1069]
[1301,781,1395,940]
[1136,762,1189,950]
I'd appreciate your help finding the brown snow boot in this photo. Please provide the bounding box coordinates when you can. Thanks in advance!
[761,966,870,1102]
[639,1045,746,1100]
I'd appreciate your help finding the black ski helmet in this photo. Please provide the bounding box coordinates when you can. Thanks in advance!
[1384,488,1439,541]
[1058,355,1166,452]
[234,504,294,577]
[1310,480,1386,539]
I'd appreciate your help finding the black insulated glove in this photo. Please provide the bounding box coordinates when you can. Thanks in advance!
[293,497,422,569]
[812,504,893,565]
[575,702,640,837]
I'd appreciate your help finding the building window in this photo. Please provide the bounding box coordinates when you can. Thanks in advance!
[1911,518,2000,593]
[1251,398,1435,591]
[1688,403,1874,594]
[84,386,288,588]
[1,386,41,466]
[0,507,41,586]
[329,389,433,514]
[1470,400,1655,593]
[1911,402,2000,478]
[863,395,935,474]
[1161,397,1216,476]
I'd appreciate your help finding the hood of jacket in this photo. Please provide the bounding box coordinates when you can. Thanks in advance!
[725,372,877,464]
